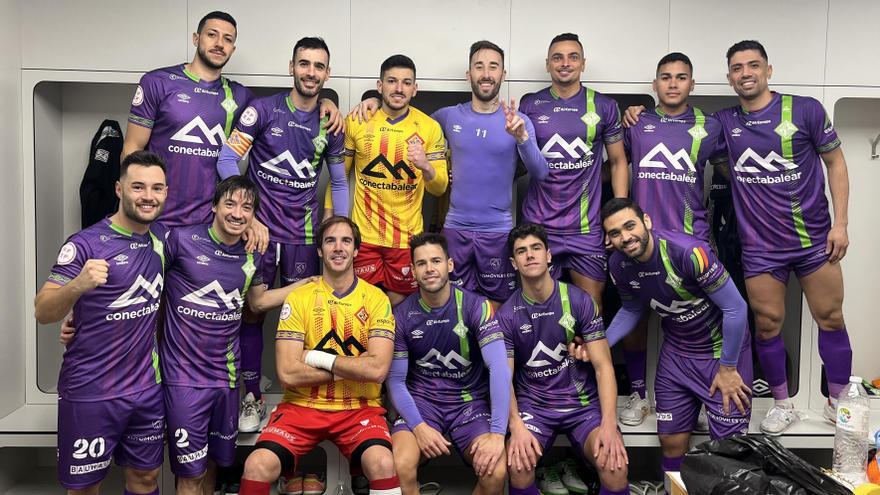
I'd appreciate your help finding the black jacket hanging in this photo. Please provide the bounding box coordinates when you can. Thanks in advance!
[80,119,123,228]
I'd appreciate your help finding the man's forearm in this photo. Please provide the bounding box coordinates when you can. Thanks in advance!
[825,150,850,226]
[278,360,334,389]
[331,352,389,383]
[594,360,620,426]
[35,284,80,324]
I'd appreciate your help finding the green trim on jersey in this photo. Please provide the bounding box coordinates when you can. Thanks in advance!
[558,282,576,344]
[417,297,432,313]
[683,107,708,235]
[303,206,314,244]
[208,226,222,244]
[152,346,162,384]
[220,77,237,138]
[149,231,165,275]
[182,67,200,82]
[778,95,811,248]
[285,95,297,114]
[241,252,255,298]
[710,324,723,359]
[579,88,598,234]
[453,288,473,403]
[109,222,133,236]
[226,341,237,388]
[658,239,695,300]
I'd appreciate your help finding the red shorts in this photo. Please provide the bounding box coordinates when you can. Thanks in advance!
[354,243,417,294]
[257,403,391,468]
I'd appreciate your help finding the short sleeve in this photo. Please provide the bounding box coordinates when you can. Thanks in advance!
[685,242,730,294]
[276,293,305,341]
[469,295,503,349]
[602,98,624,145]
[128,72,163,129]
[608,260,636,302]
[367,290,395,340]
[47,235,89,287]
[805,97,841,154]
[425,120,447,163]
[575,291,605,342]
[343,115,358,156]
[492,309,514,358]
[162,228,179,270]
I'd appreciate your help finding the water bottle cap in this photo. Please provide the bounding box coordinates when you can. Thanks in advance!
[850,376,863,383]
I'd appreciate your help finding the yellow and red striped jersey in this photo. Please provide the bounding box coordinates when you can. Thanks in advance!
[329,107,448,248]
[276,277,395,410]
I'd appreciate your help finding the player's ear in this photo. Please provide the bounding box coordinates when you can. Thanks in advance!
[192,32,199,48]
[412,82,418,98]
[643,213,653,230]
[115,181,122,199]
[446,257,454,273]
[767,64,773,80]
[509,256,517,271]
[652,78,659,94]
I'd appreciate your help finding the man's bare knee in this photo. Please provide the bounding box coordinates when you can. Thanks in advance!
[243,448,282,482]
[361,445,396,480]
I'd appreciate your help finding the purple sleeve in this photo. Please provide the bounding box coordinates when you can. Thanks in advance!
[516,113,549,182]
[575,291,605,342]
[602,98,624,144]
[128,72,162,129]
[481,339,511,434]
[707,278,748,367]
[606,298,646,347]
[805,97,841,154]
[386,358,425,428]
[328,163,349,217]
[47,235,89,286]
[431,107,449,129]
[216,145,242,179]
[623,126,633,160]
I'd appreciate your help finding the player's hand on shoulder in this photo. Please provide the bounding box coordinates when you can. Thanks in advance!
[568,336,592,362]
[412,422,451,458]
[319,98,345,136]
[348,97,379,124]
[73,259,109,292]
[243,218,269,254]
[59,312,76,345]
[622,105,646,128]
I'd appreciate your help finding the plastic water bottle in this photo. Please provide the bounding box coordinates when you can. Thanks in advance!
[832,375,871,486]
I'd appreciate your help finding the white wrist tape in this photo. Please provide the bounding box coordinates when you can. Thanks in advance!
[305,350,337,372]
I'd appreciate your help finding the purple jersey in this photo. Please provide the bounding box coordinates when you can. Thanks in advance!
[128,64,252,228]
[519,86,623,245]
[160,224,262,388]
[713,93,841,254]
[234,92,345,244]
[47,219,164,401]
[393,287,499,404]
[625,107,726,241]
[433,104,545,232]
[490,281,604,409]
[608,231,731,359]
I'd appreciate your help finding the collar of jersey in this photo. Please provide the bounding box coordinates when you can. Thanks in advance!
[207,225,243,252]
[520,280,559,307]
[381,108,410,125]
[107,219,133,237]
[322,276,359,299]
[179,64,222,87]
[548,84,585,101]
[654,105,692,119]
[739,90,780,116]
[417,292,452,314]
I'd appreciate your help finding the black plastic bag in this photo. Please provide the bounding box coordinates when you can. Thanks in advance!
[681,435,851,495]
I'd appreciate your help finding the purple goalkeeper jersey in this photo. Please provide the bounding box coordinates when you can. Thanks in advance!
[519,86,623,246]
[608,230,731,359]
[233,92,345,244]
[625,107,727,241]
[393,287,500,403]
[489,281,605,409]
[713,93,841,254]
[160,224,262,388]
[432,103,547,232]
[47,219,164,401]
[128,64,252,229]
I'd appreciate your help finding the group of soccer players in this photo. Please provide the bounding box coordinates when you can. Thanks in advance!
[34,8,854,495]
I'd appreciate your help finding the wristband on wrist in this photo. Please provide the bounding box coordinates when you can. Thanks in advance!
[304,350,337,372]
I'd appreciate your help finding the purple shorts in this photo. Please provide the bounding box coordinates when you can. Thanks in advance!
[742,244,828,284]
[259,241,320,287]
[164,385,239,477]
[57,385,165,490]
[654,342,753,439]
[391,397,491,454]
[443,228,516,302]
[516,401,602,453]
[546,232,607,283]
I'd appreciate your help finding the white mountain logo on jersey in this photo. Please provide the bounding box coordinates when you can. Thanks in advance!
[638,143,695,172]
[181,280,243,310]
[416,349,471,370]
[170,116,226,146]
[258,151,317,179]
[649,297,704,315]
[108,274,164,309]
[525,342,567,367]
[734,148,798,173]
[541,134,592,159]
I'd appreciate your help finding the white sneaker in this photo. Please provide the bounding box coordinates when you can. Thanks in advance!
[619,392,650,426]
[239,392,266,433]
[537,466,568,495]
[557,459,589,494]
[760,405,800,435]
[823,401,837,425]
[694,405,709,433]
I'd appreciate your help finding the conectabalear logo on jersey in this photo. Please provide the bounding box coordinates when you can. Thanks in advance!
[177,280,245,321]
[257,151,318,188]
[168,116,226,158]
[416,348,471,371]
[106,274,163,321]
[362,155,416,180]
[541,133,593,170]
[637,143,698,184]
[733,148,801,185]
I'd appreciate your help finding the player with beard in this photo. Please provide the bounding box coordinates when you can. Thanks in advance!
[36,151,168,495]
[239,216,400,495]
[348,41,548,307]
[215,36,350,433]
[387,233,510,494]
[327,55,448,306]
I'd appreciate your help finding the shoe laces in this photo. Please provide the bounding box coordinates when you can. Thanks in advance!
[766,405,795,423]
[241,398,261,417]
[543,466,562,483]
[624,393,643,409]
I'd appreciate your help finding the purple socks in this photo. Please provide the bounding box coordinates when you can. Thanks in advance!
[509,483,540,495]
[755,333,789,400]
[662,455,683,475]
[124,488,159,495]
[818,328,852,400]
[623,349,648,399]
[240,320,264,399]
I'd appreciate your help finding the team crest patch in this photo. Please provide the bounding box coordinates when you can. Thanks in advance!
[312,134,327,154]
[581,111,601,127]
[295,262,306,274]
[280,303,292,321]
[688,124,708,140]
[240,106,257,126]
[558,313,576,333]
[489,258,501,270]
[57,242,77,265]
[132,85,144,106]
[355,307,369,324]
[401,266,410,276]
[359,419,369,426]
[405,133,424,147]
[774,120,799,139]
[452,320,468,339]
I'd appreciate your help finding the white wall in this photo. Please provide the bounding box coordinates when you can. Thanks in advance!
[0,0,23,420]
[8,0,880,424]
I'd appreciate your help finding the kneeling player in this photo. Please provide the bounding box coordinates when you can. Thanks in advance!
[387,233,510,494]
[492,224,629,495]
[239,217,400,495]
[602,198,751,479]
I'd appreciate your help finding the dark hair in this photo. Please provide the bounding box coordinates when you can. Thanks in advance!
[726,40,768,65]
[293,37,330,62]
[197,11,237,33]
[507,223,549,257]
[380,54,416,80]
[656,52,693,75]
[600,198,646,224]
[120,150,165,177]
[549,33,583,53]
[469,40,504,66]
[213,176,259,212]
[409,232,449,260]
[317,216,361,250]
